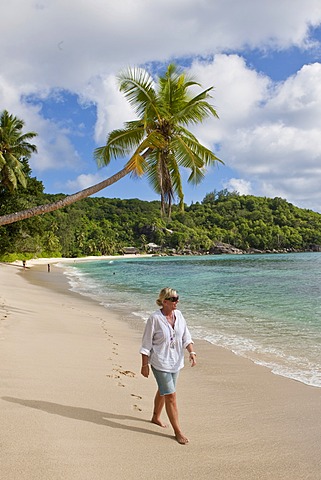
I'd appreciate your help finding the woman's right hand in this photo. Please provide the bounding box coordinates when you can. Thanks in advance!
[141,365,150,377]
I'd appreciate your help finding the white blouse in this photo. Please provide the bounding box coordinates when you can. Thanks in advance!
[140,309,193,373]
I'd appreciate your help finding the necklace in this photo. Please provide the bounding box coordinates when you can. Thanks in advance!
[161,310,176,348]
[161,309,175,326]
[166,313,175,327]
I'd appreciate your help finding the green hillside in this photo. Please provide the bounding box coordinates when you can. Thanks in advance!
[1,175,321,261]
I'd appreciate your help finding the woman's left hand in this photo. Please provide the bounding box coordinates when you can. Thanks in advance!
[141,365,150,377]
[189,352,197,367]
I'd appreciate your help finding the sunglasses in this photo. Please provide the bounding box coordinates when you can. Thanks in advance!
[166,296,179,302]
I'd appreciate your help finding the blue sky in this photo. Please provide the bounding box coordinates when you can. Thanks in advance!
[2,1,321,211]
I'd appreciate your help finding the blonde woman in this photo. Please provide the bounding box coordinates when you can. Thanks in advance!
[140,287,196,444]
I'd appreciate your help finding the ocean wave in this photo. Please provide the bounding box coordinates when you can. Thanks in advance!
[201,330,321,388]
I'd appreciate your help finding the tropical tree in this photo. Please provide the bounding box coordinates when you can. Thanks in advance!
[95,64,222,216]
[0,110,37,192]
[0,64,221,226]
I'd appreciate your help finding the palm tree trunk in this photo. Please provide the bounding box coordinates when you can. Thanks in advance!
[0,166,130,226]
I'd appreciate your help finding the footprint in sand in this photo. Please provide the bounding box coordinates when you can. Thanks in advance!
[133,404,142,412]
[118,370,136,377]
[131,393,142,400]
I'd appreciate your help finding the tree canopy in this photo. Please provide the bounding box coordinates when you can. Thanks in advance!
[0,110,37,192]
[95,64,222,216]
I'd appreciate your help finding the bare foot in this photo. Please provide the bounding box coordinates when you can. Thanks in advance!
[151,416,167,428]
[175,433,189,445]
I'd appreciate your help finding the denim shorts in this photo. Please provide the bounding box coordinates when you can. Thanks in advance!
[151,366,179,396]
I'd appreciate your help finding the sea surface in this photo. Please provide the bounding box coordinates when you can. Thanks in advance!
[60,252,321,388]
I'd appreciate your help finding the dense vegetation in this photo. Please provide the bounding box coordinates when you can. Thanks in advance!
[1,164,321,261]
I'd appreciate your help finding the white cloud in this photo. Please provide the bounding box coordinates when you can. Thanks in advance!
[33,132,83,172]
[0,76,83,172]
[1,0,320,92]
[1,1,321,210]
[83,75,134,144]
[65,172,106,192]
[188,54,271,141]
[224,178,252,195]
[186,57,321,210]
[267,63,321,128]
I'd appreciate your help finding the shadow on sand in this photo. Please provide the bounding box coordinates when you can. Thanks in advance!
[2,396,169,440]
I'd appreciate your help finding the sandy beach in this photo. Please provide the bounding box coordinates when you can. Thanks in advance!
[1,260,321,480]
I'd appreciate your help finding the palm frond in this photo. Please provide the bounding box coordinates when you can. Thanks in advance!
[124,130,166,176]
[0,152,6,168]
[15,166,28,188]
[118,67,159,121]
[178,103,218,127]
[0,110,38,192]
[6,167,18,191]
[7,152,21,168]
[168,155,184,210]
[126,153,147,177]
[159,65,191,116]
[145,154,162,194]
[173,134,223,167]
[187,165,205,185]
[18,132,38,151]
[94,126,145,167]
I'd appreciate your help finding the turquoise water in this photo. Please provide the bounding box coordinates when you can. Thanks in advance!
[61,253,321,388]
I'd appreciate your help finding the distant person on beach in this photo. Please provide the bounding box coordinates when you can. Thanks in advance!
[140,287,196,444]
[47,264,51,273]
[22,260,26,269]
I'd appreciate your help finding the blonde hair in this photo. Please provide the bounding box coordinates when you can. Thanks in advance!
[156,287,178,307]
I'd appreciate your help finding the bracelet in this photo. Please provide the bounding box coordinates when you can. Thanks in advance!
[141,365,149,368]
[189,352,197,356]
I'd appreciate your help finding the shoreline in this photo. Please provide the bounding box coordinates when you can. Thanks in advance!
[1,262,321,479]
[12,254,321,390]
[25,254,321,390]
[10,252,154,267]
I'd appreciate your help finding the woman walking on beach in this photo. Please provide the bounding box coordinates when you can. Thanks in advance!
[140,287,196,444]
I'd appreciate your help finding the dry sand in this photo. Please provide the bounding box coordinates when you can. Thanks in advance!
[0,260,320,480]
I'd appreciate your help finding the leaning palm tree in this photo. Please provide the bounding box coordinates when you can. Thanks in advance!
[95,64,222,216]
[0,110,38,192]
[0,64,221,226]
